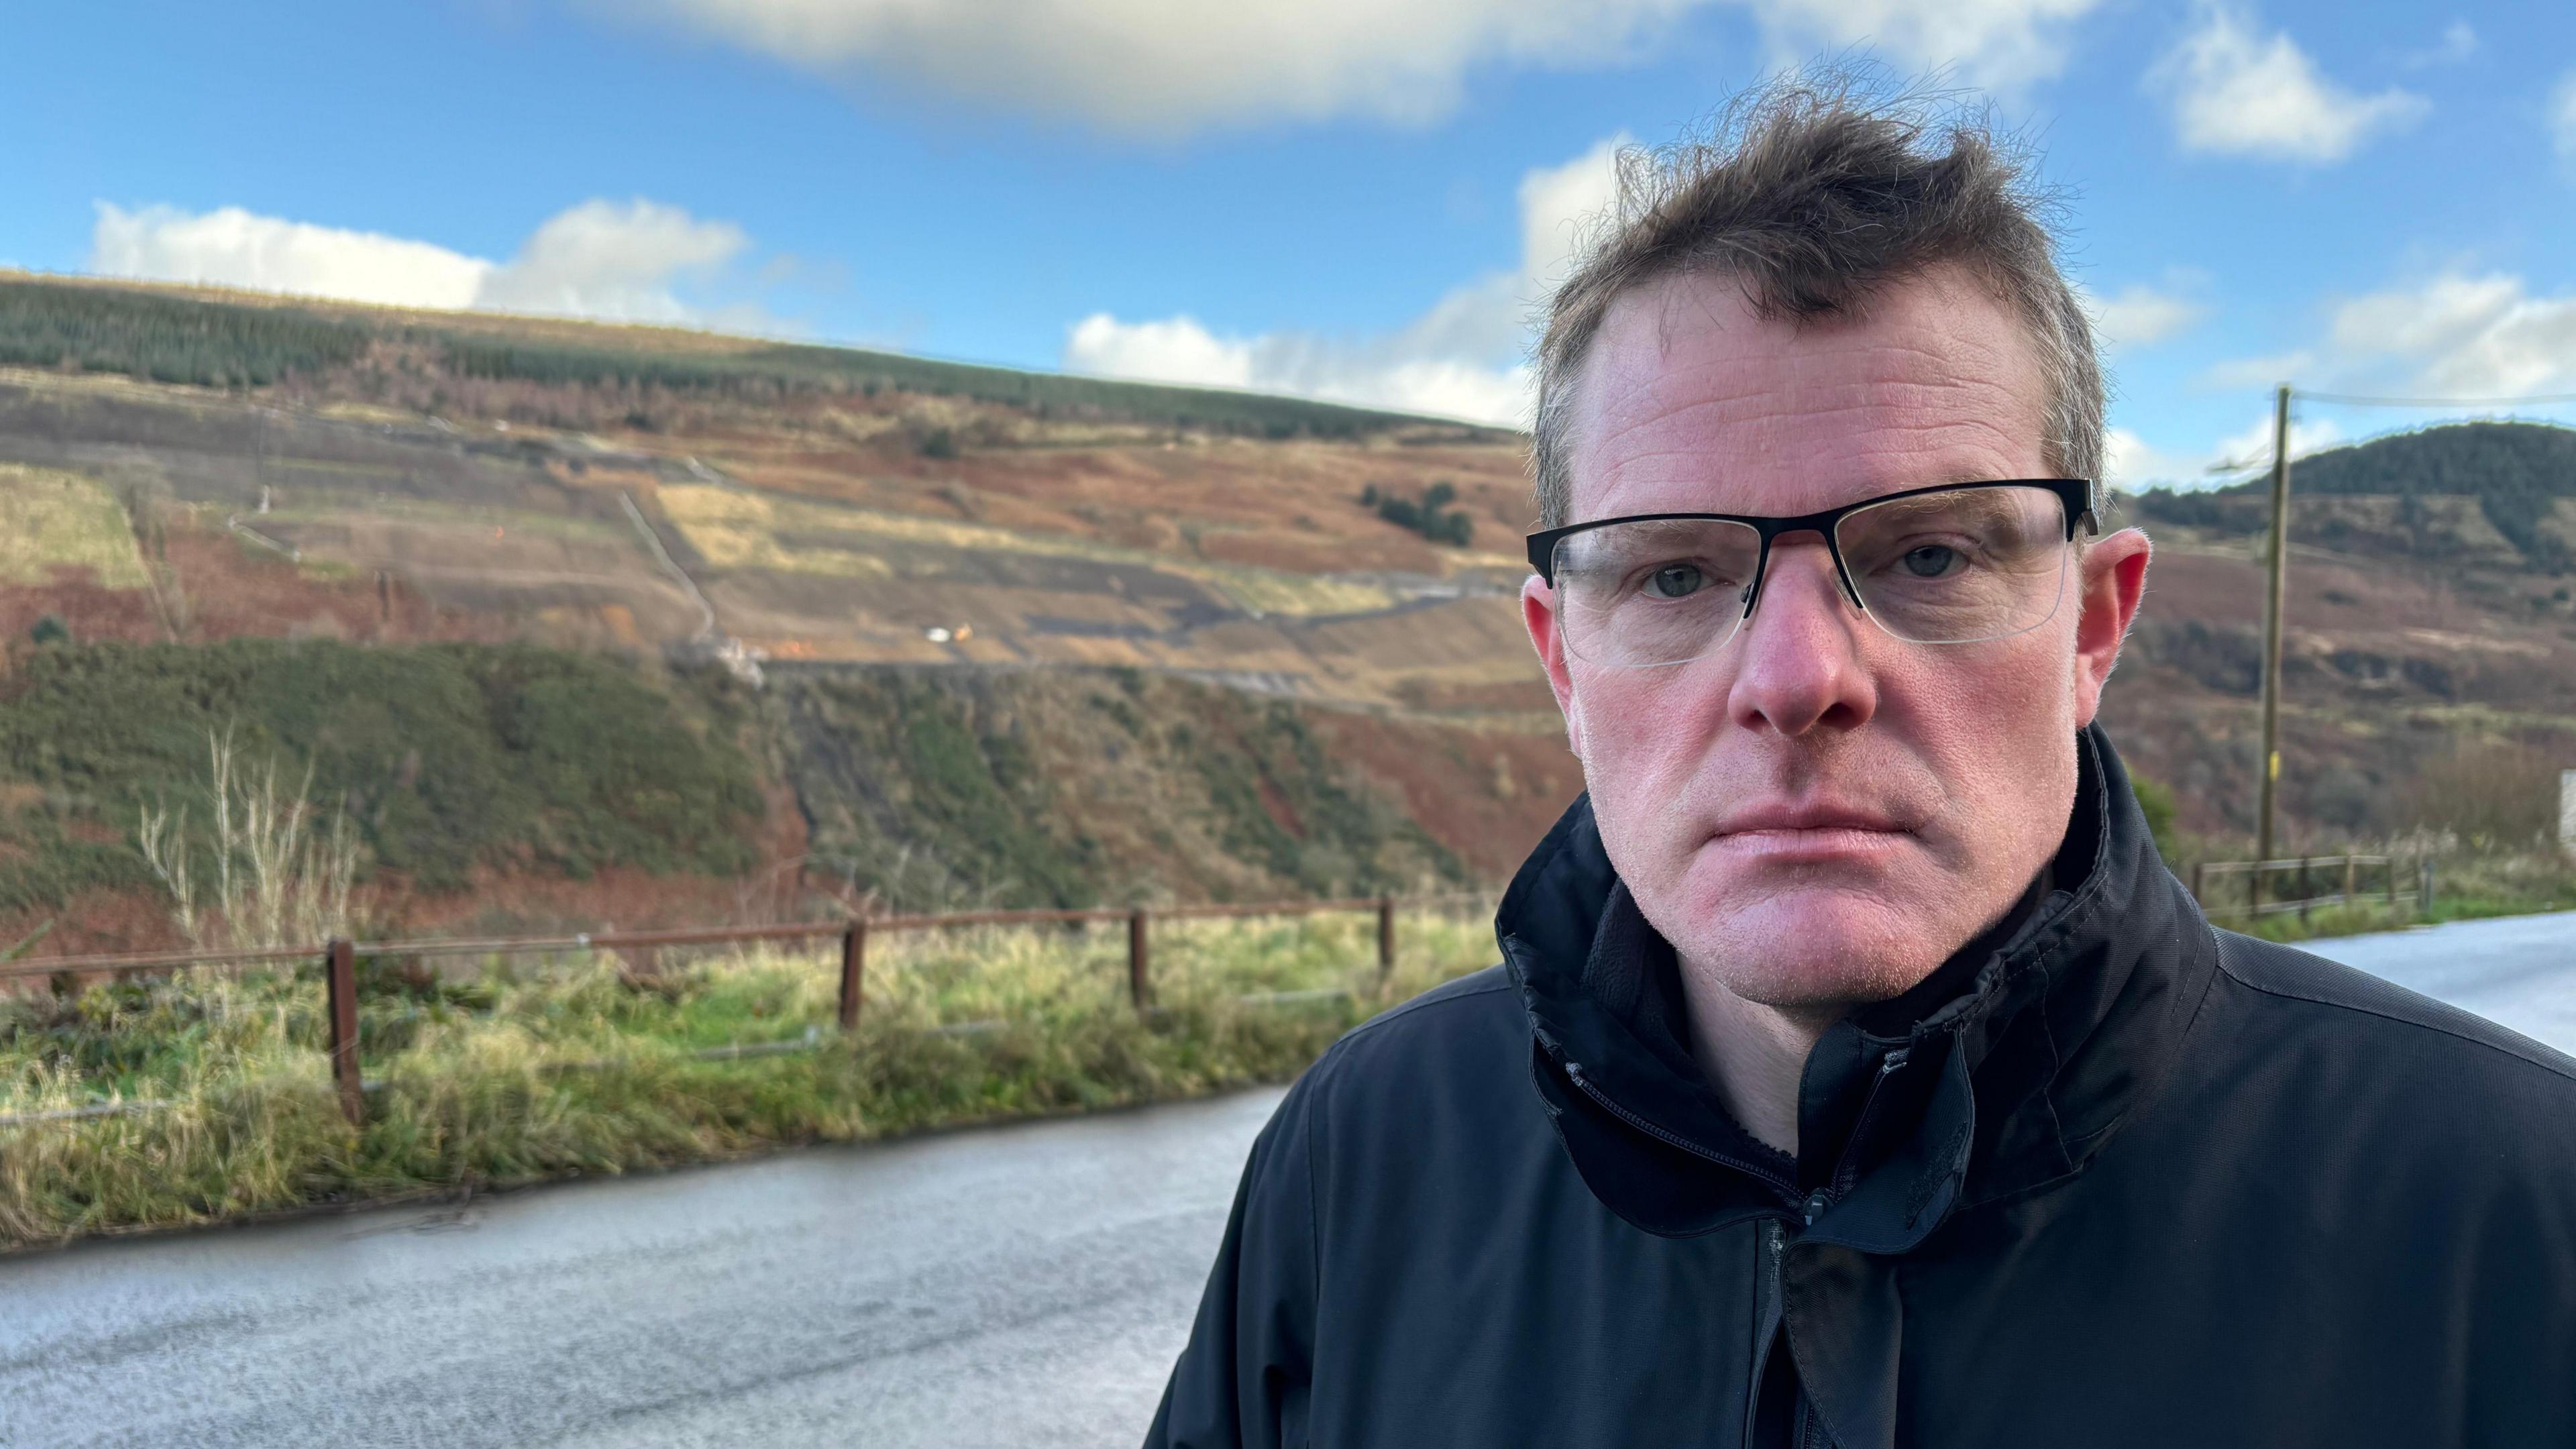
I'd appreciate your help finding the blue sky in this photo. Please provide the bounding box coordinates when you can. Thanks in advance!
[5,0,2574,490]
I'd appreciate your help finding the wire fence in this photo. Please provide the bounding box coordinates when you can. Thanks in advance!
[2188,853,2432,920]
[0,892,1493,1128]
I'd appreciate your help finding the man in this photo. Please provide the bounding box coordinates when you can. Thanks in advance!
[1148,77,2576,1448]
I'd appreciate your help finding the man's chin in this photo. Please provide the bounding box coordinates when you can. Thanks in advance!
[1662,885,1945,1011]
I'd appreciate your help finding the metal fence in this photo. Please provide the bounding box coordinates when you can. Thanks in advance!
[2188,854,2431,920]
[1,893,1481,1128]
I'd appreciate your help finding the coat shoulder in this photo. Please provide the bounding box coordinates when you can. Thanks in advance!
[2212,928,2576,1088]
[1319,965,1523,1077]
[1295,965,1536,1151]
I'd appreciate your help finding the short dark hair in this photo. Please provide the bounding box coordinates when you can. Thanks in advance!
[1530,70,2104,528]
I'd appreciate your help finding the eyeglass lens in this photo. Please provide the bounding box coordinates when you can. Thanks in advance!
[1549,484,2072,668]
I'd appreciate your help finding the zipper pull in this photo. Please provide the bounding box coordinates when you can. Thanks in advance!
[1801,1188,1830,1226]
[1878,1045,1911,1078]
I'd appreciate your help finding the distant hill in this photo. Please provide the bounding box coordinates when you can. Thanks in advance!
[1,272,2569,947]
[0,272,1503,442]
[2127,421,2576,572]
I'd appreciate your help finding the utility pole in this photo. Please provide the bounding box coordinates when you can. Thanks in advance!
[2253,383,2293,898]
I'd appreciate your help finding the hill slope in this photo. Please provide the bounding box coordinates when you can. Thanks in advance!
[1,274,2570,951]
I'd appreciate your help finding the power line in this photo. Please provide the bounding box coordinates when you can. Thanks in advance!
[2294,388,2576,408]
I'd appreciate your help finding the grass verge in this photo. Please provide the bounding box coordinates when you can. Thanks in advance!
[2210,852,2576,946]
[0,908,1497,1251]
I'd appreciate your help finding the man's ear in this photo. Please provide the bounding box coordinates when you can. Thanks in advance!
[2071,527,2151,728]
[1521,575,1585,758]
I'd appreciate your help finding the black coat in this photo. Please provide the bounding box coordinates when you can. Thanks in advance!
[1146,726,2576,1447]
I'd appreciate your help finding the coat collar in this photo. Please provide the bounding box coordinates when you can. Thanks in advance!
[1499,724,2221,1245]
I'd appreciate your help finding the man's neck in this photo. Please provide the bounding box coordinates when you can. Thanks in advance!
[1676,979,1838,1155]
[1676,871,2058,1157]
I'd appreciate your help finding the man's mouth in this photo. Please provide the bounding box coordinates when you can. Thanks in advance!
[1707,802,1914,861]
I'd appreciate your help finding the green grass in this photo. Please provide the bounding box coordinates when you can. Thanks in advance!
[0,640,763,906]
[0,907,1498,1250]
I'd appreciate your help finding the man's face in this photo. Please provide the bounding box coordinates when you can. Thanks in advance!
[1522,265,2150,1014]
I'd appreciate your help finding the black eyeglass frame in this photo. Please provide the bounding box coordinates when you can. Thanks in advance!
[1524,479,2098,625]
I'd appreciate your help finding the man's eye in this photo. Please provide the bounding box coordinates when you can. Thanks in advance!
[1899,545,1964,579]
[1640,564,1707,598]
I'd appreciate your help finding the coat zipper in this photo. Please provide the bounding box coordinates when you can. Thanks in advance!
[1826,1046,1913,1201]
[1558,1058,1800,1199]
[1746,1217,1787,1446]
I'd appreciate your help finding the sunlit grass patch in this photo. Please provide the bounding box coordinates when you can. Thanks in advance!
[656,482,1395,616]
[0,466,150,589]
[0,906,1497,1249]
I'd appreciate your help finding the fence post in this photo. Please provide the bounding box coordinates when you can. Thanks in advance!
[1376,896,1396,989]
[2190,862,2206,906]
[1128,908,1151,1012]
[324,938,364,1128]
[2420,857,2436,918]
[2296,857,2312,922]
[837,920,867,1032]
[2342,855,2357,907]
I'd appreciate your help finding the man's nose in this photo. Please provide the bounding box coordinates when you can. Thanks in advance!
[1725,535,1878,737]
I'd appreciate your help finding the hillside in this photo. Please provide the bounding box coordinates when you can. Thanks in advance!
[2129,421,2576,575]
[0,272,1574,951]
[2114,421,2576,841]
[0,272,2570,951]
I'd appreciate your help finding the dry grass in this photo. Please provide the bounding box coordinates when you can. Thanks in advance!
[0,906,1498,1250]
[657,483,1397,616]
[0,466,150,589]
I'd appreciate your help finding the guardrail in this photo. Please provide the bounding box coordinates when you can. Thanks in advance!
[2188,854,2431,920]
[2,893,1483,1127]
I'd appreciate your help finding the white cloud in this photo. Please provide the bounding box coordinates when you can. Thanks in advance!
[1740,0,2100,93]
[2103,427,2205,491]
[1063,314,1254,390]
[474,200,749,324]
[2084,281,2204,349]
[91,204,491,310]
[2209,409,2340,471]
[632,0,2102,136]
[2400,19,2476,69]
[87,198,759,326]
[2146,2,2426,163]
[2551,68,2576,164]
[637,0,1696,137]
[2198,350,2315,390]
[1064,134,1628,425]
[2108,411,2341,493]
[1062,311,1538,423]
[1519,136,1629,292]
[2322,272,2576,398]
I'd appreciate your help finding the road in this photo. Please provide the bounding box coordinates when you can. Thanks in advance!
[0,1091,1279,1449]
[3,912,2568,1448]
[2301,909,2576,1056]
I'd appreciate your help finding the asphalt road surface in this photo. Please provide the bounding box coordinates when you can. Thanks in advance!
[2301,909,2576,1056]
[4,912,2569,1448]
[0,1091,1281,1449]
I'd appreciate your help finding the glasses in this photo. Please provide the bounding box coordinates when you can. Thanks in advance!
[1526,480,2096,669]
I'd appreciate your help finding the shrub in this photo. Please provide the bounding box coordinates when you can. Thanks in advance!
[1360,481,1475,547]
[0,641,763,904]
[2130,773,2180,861]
